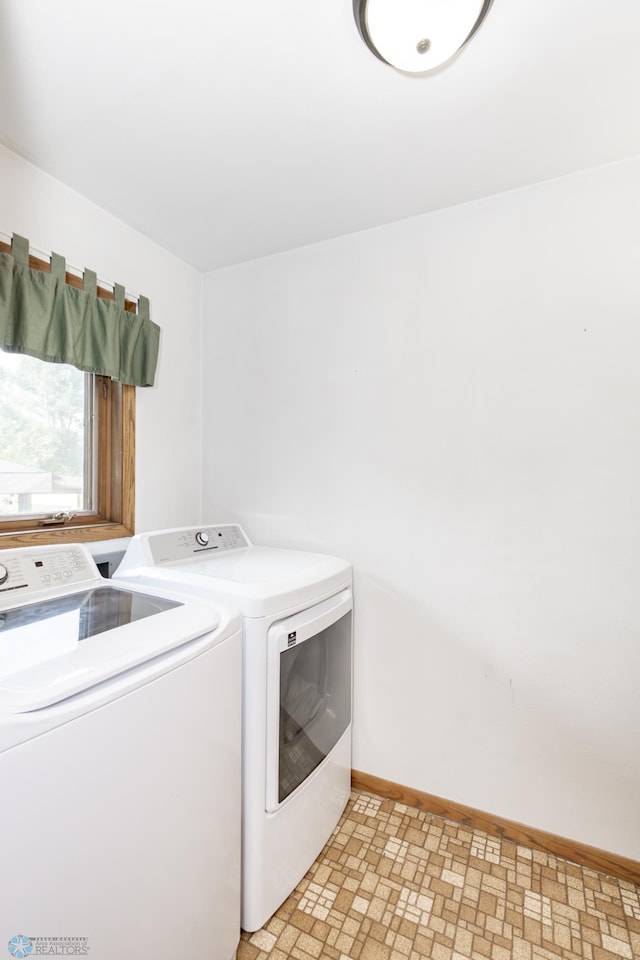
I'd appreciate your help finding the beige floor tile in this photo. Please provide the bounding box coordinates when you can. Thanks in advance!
[237,792,640,960]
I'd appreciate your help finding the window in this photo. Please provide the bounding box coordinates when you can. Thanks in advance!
[1,353,88,515]
[0,242,135,548]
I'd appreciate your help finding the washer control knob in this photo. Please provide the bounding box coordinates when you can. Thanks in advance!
[195,531,209,547]
[0,564,8,585]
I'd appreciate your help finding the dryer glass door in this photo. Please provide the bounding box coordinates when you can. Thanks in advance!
[266,589,352,811]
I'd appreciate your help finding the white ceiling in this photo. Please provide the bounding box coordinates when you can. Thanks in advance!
[1,0,639,272]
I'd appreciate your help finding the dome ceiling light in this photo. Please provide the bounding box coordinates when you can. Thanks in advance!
[353,0,494,74]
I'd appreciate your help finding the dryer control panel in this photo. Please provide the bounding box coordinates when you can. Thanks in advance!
[149,525,250,565]
[0,546,96,601]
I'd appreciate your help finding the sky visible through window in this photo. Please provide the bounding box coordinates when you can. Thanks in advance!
[0,351,87,517]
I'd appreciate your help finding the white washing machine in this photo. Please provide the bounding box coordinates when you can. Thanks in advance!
[116,524,353,932]
[0,543,242,960]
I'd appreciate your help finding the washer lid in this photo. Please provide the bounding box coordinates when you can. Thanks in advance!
[0,582,222,714]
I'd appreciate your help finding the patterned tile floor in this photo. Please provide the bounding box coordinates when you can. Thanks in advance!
[237,790,640,960]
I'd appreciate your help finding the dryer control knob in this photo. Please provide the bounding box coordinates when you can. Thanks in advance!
[0,564,8,585]
[195,531,209,547]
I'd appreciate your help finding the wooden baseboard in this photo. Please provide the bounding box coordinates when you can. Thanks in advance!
[351,770,640,886]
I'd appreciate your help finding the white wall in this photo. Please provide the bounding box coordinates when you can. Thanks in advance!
[0,144,202,533]
[202,156,640,859]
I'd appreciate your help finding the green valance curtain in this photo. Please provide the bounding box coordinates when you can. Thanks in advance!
[0,234,160,387]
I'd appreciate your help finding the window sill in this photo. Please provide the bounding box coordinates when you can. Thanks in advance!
[0,521,134,551]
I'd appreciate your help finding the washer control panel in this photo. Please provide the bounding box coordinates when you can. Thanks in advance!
[149,525,249,565]
[0,547,96,600]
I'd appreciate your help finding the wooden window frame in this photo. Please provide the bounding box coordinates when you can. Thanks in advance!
[0,242,135,548]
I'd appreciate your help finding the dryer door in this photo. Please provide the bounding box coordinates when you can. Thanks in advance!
[266,589,352,811]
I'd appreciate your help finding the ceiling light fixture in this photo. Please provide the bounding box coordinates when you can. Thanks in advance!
[353,0,494,74]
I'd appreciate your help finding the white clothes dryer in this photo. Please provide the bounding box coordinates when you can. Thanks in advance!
[0,543,242,960]
[116,524,353,932]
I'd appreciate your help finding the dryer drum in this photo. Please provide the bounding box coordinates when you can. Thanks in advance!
[280,641,328,742]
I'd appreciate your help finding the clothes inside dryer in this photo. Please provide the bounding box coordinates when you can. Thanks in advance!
[278,609,351,803]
